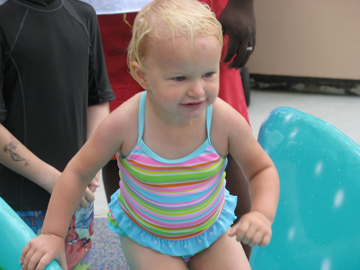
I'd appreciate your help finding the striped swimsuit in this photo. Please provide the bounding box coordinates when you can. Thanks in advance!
[108,92,237,260]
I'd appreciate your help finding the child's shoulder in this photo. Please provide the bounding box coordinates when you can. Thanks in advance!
[103,92,142,130]
[212,97,249,129]
[212,97,241,118]
[98,92,142,152]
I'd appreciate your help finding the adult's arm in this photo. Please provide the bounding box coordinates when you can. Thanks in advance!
[218,0,256,69]
[0,102,110,202]
[20,99,127,270]
[87,102,110,139]
[85,102,110,193]
[0,124,60,194]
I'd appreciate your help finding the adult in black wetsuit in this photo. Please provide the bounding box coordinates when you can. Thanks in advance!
[0,0,115,269]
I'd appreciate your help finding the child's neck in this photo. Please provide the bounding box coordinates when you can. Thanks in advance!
[144,105,207,159]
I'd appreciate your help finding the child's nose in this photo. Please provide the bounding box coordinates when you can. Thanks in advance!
[188,80,205,97]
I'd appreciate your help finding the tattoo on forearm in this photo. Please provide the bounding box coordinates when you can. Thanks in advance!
[3,138,30,166]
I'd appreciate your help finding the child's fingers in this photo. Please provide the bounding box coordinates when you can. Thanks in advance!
[228,223,239,237]
[20,242,35,269]
[228,218,250,240]
[28,254,49,270]
[259,231,272,247]
[239,224,257,245]
[247,225,272,247]
[228,226,236,236]
[229,212,273,247]
[20,248,41,270]
[21,235,66,270]
[58,255,69,270]
[19,242,31,264]
[37,254,67,270]
[248,229,264,247]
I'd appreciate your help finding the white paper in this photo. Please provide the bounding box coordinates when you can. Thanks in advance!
[0,1,151,14]
[81,0,154,15]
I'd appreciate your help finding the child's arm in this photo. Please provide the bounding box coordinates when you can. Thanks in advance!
[214,99,279,247]
[19,104,129,270]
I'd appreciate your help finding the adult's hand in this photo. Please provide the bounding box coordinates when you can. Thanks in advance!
[218,0,256,69]
[75,175,100,211]
[88,172,100,193]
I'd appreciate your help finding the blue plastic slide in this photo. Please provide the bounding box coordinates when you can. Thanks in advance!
[0,197,61,270]
[250,107,360,269]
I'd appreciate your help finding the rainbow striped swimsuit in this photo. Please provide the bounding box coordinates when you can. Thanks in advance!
[108,92,237,257]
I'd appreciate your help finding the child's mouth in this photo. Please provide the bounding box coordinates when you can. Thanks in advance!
[181,101,204,109]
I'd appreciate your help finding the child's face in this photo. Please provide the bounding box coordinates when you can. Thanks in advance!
[136,34,222,121]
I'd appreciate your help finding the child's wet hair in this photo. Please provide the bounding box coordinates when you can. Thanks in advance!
[128,0,223,78]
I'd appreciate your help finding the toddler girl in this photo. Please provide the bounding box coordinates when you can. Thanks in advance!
[20,0,279,269]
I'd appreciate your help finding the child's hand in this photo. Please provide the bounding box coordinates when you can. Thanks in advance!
[20,234,67,270]
[228,211,272,247]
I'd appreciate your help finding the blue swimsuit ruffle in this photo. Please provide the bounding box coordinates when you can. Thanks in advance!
[107,188,237,257]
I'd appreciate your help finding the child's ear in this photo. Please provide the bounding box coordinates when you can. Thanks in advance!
[131,61,148,90]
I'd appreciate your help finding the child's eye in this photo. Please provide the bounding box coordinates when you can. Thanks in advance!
[203,72,214,78]
[173,76,186,81]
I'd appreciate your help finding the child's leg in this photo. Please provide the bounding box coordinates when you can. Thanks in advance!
[120,235,188,270]
[188,228,251,270]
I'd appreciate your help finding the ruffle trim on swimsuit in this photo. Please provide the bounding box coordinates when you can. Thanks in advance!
[107,188,237,257]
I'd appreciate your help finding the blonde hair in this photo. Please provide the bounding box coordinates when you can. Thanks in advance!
[128,0,223,78]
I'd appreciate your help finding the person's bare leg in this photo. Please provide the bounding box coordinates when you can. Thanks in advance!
[188,228,250,270]
[225,153,252,258]
[120,235,188,270]
[102,159,120,203]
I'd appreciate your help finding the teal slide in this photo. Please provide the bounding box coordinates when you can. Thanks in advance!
[0,197,61,270]
[250,107,360,269]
